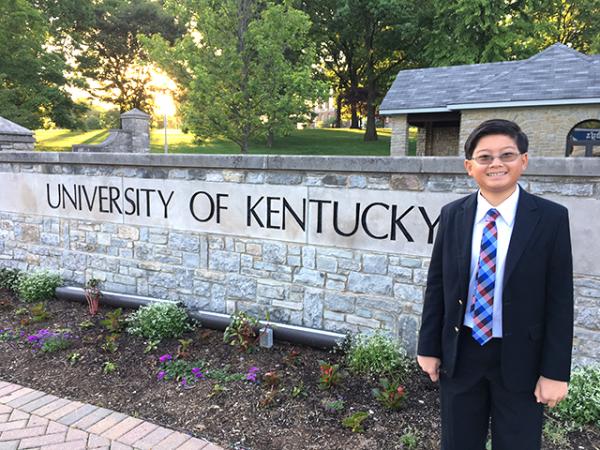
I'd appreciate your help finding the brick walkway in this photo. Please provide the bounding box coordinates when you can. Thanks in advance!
[0,381,223,450]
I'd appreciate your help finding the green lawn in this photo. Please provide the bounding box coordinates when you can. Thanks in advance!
[35,128,397,155]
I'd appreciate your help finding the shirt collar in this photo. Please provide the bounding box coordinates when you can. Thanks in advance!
[475,185,520,227]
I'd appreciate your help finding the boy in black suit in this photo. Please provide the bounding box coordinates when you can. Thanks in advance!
[417,119,573,450]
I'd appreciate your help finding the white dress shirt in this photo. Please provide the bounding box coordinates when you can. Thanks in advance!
[463,186,520,337]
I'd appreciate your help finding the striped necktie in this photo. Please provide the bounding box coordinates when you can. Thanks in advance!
[471,208,500,345]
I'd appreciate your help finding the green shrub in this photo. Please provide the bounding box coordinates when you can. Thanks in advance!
[0,268,21,292]
[16,271,62,303]
[345,331,411,380]
[127,303,192,342]
[553,365,600,428]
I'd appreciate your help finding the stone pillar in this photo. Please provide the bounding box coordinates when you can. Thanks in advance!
[416,128,426,156]
[0,117,35,151]
[389,115,409,156]
[120,108,150,153]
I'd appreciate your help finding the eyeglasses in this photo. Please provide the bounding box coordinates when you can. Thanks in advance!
[471,152,522,165]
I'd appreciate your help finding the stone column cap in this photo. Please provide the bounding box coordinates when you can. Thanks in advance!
[120,108,150,119]
[0,116,33,136]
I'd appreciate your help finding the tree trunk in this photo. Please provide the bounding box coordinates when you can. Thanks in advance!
[267,129,274,147]
[241,131,249,154]
[335,94,342,128]
[350,102,360,129]
[364,80,377,141]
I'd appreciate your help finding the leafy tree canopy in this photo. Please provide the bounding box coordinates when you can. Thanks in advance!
[0,0,80,129]
[77,0,183,113]
[146,0,327,153]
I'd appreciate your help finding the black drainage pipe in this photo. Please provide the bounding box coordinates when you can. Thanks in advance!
[55,286,345,349]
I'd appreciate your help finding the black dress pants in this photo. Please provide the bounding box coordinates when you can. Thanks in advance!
[439,327,543,450]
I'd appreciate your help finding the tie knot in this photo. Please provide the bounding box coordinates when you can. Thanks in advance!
[485,208,500,222]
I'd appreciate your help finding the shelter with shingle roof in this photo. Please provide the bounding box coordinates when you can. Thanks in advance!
[380,43,600,157]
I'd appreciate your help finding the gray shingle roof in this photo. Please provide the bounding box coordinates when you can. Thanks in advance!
[380,43,600,114]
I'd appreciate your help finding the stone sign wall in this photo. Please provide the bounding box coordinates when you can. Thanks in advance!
[0,153,598,367]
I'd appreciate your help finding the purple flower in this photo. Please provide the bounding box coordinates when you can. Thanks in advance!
[191,368,204,379]
[156,370,166,381]
[158,354,172,363]
[180,377,187,387]
[246,366,260,382]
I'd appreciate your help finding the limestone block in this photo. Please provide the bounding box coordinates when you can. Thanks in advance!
[347,272,393,296]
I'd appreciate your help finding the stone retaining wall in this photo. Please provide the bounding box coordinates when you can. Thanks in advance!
[0,153,598,366]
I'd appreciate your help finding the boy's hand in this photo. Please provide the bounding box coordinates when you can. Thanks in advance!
[417,355,441,382]
[534,376,568,408]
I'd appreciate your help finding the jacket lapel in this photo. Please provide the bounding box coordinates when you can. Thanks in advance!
[503,188,540,288]
[456,193,477,296]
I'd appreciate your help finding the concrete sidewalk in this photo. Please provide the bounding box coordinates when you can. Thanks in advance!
[0,381,223,450]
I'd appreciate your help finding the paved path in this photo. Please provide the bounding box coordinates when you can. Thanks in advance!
[0,381,224,450]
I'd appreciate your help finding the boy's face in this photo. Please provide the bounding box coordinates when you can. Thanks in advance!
[464,134,528,198]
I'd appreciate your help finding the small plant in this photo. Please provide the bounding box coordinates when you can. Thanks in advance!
[259,388,279,408]
[542,419,570,448]
[30,302,50,323]
[144,339,160,354]
[341,411,369,433]
[14,307,28,316]
[291,382,307,398]
[78,319,95,330]
[16,271,62,303]
[101,334,119,353]
[176,338,193,359]
[245,366,260,383]
[399,426,420,449]
[127,303,192,342]
[283,349,301,367]
[206,365,245,383]
[321,398,345,413]
[318,361,342,390]
[156,353,208,385]
[0,329,19,342]
[552,365,600,428]
[223,311,259,352]
[67,352,82,366]
[0,268,21,292]
[208,383,227,398]
[263,370,280,388]
[27,329,73,353]
[372,378,406,410]
[346,332,411,380]
[100,308,125,333]
[102,361,117,374]
[84,278,102,316]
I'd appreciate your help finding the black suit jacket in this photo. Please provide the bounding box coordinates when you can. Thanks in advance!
[417,187,574,392]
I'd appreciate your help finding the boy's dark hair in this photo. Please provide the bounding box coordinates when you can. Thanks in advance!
[464,119,529,159]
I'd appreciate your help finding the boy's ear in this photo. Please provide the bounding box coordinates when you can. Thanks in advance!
[464,159,474,177]
[521,153,529,170]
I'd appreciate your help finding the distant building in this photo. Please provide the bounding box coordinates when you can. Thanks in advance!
[380,43,600,157]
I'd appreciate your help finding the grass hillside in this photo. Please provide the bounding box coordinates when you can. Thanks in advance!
[34,128,400,155]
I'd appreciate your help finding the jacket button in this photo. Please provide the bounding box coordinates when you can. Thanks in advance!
[458,299,463,305]
[454,326,459,332]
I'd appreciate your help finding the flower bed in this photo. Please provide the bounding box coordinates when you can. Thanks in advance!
[0,290,597,450]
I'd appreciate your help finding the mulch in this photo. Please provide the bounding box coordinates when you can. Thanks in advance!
[0,291,597,450]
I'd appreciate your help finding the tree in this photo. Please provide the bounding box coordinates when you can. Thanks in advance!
[0,0,79,129]
[147,0,326,153]
[303,0,432,140]
[336,0,431,141]
[522,0,600,53]
[301,0,367,129]
[77,0,183,113]
[422,0,600,66]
